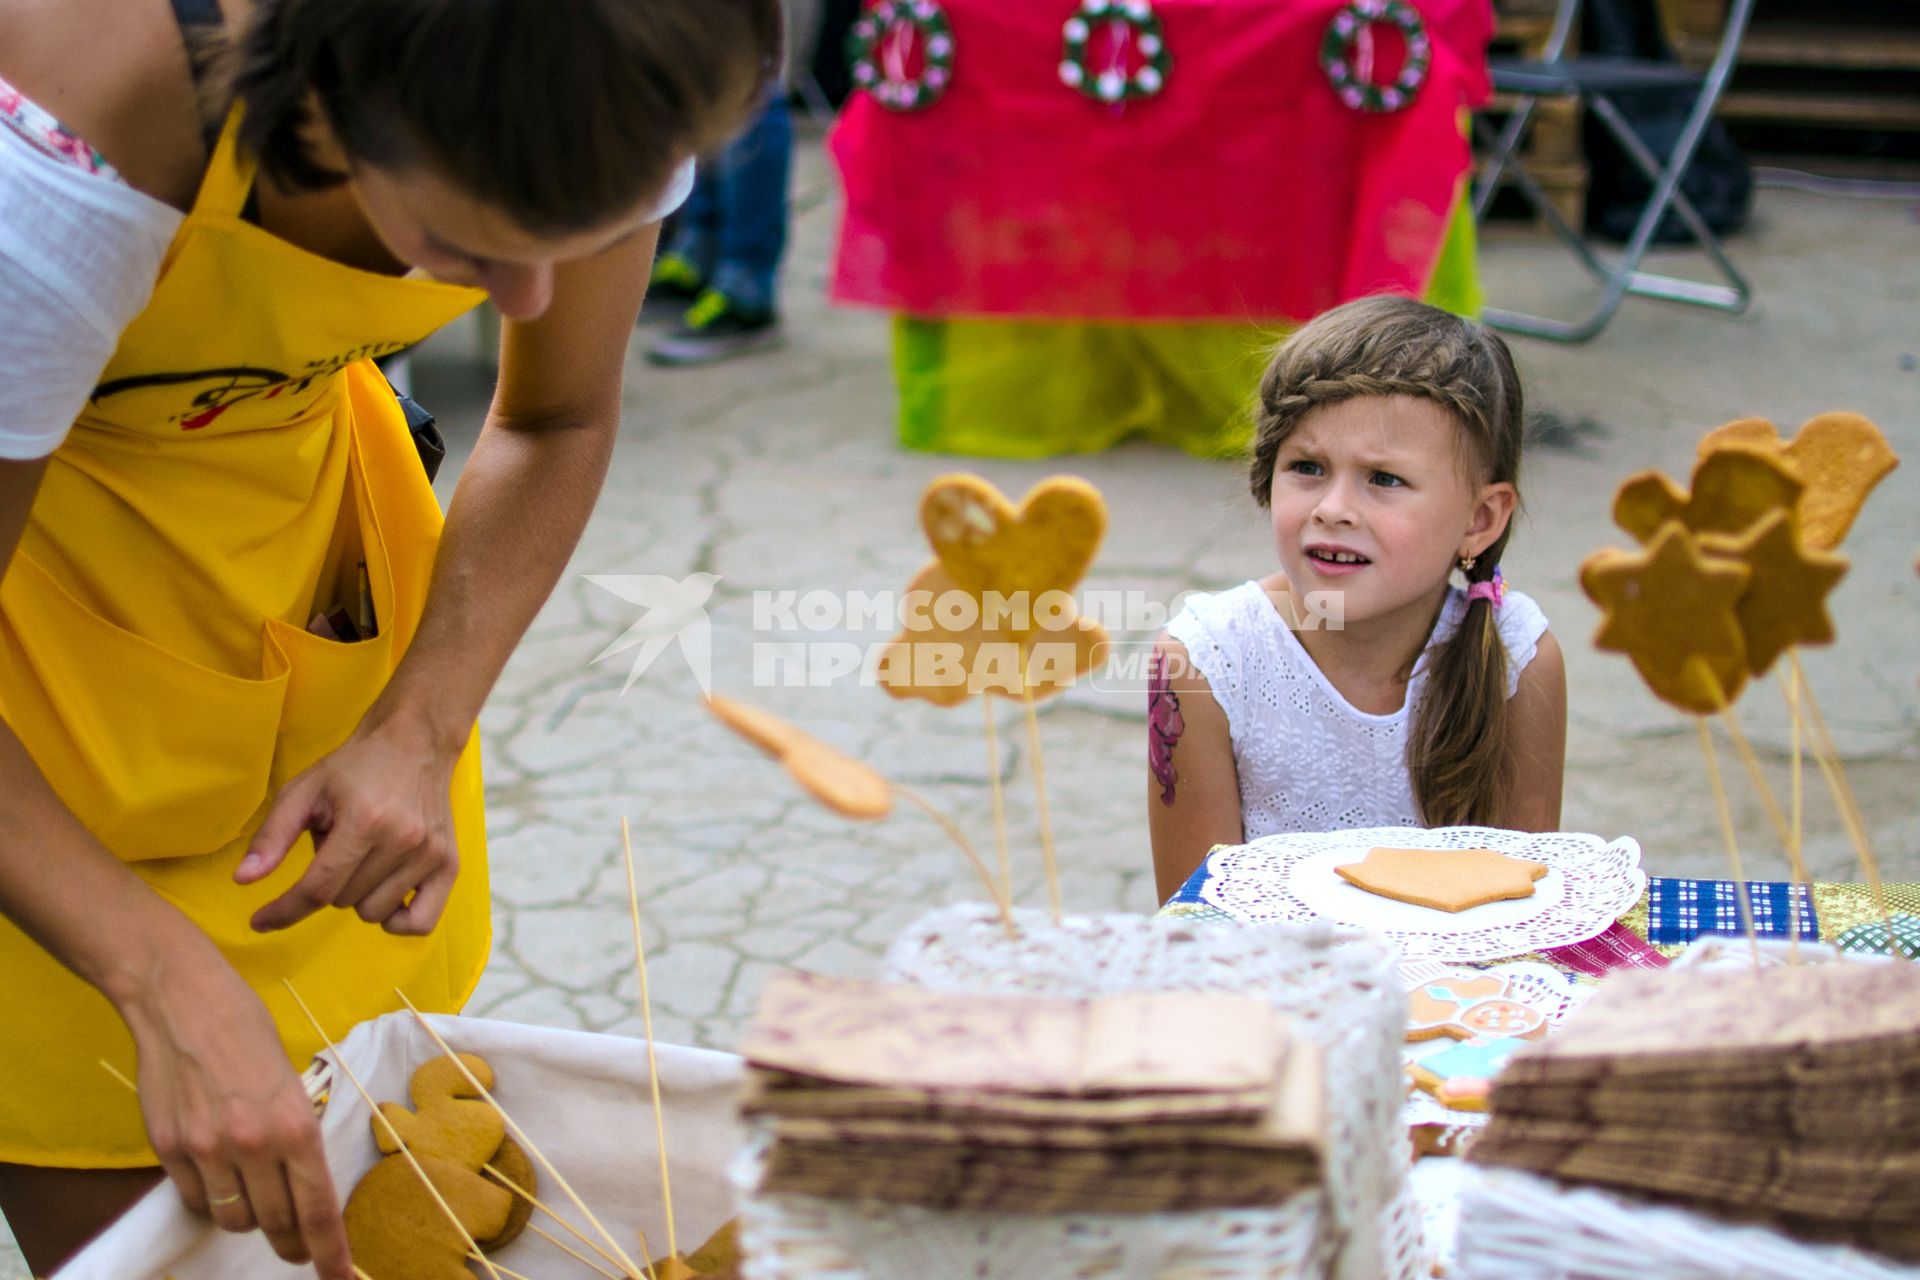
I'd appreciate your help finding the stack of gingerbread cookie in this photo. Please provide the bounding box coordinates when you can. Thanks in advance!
[1468,960,1920,1261]
[738,970,1324,1213]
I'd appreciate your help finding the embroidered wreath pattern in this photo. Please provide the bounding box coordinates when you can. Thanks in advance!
[1059,0,1172,104]
[847,0,955,112]
[1320,0,1432,113]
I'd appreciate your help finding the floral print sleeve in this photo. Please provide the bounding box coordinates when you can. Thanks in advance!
[1148,646,1186,806]
[0,76,122,180]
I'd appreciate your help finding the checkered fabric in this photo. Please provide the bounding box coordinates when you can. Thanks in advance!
[1644,877,1819,945]
[1835,913,1920,960]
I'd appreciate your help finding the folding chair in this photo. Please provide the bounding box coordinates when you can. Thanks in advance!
[1471,0,1756,342]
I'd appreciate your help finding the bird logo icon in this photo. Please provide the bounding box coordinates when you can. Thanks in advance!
[584,572,722,695]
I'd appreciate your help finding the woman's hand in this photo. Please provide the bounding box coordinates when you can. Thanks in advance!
[239,713,462,936]
[115,938,351,1278]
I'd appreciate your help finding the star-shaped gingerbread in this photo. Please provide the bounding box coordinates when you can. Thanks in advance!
[1699,508,1848,676]
[1335,847,1548,913]
[1581,521,1753,714]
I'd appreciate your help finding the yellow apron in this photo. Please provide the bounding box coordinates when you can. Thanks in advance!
[0,113,494,1167]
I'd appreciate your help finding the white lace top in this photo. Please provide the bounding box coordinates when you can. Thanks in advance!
[1165,579,1549,838]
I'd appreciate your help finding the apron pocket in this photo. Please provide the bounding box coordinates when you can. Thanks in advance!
[262,615,395,788]
[0,552,289,863]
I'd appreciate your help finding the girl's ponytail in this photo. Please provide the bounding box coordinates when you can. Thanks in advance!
[1407,548,1513,826]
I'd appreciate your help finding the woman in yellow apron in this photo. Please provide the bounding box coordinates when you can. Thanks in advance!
[0,0,779,1273]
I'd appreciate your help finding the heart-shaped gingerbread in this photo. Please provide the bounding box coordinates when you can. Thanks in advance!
[1697,411,1898,550]
[920,475,1107,625]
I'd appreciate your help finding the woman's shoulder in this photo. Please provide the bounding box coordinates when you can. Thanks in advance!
[0,0,213,210]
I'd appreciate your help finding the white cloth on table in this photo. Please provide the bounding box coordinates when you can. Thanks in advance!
[59,1013,743,1280]
[1165,580,1549,838]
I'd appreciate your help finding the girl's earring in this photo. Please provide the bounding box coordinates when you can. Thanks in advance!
[1457,554,1477,574]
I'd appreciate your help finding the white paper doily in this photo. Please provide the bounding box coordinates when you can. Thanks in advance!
[1199,826,1645,961]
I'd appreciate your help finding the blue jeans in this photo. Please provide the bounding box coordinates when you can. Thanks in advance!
[666,96,793,315]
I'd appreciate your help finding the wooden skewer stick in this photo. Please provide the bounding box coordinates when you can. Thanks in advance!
[1784,662,1806,904]
[1713,696,1806,959]
[1789,651,1900,954]
[1020,680,1062,926]
[620,817,677,1264]
[892,785,1016,936]
[982,695,1013,903]
[355,1266,377,1280]
[1695,714,1760,967]
[98,1059,138,1096]
[394,991,650,1280]
[280,980,506,1280]
[483,1161,638,1279]
[470,1252,535,1280]
[524,1218,624,1280]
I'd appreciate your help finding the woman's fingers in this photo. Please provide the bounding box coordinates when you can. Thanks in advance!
[235,772,324,886]
[383,861,458,936]
[237,1158,305,1264]
[250,817,375,933]
[286,1135,354,1280]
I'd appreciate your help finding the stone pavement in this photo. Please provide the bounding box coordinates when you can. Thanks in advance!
[4,136,1915,1275]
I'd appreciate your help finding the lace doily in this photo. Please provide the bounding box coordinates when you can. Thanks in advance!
[1199,826,1645,961]
[1455,1166,1920,1280]
[737,906,1420,1280]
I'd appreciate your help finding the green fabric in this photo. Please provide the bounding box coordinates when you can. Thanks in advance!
[894,189,1484,460]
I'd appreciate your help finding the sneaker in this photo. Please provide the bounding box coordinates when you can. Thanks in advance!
[646,289,783,366]
[640,251,705,324]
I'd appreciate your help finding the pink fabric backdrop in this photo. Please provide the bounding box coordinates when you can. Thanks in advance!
[830,0,1493,323]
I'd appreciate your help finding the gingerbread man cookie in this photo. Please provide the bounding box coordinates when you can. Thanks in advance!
[1406,971,1551,1044]
[347,1052,531,1280]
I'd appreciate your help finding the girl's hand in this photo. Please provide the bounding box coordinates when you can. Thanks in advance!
[239,714,462,936]
[116,940,351,1278]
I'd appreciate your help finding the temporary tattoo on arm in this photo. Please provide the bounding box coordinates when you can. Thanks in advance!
[1148,647,1186,806]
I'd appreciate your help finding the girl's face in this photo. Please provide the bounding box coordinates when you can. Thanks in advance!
[1267,395,1516,633]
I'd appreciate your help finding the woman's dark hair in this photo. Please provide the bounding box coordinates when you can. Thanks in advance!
[232,0,782,235]
[1248,294,1527,827]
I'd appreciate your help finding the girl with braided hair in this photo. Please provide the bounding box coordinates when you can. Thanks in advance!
[1149,295,1567,902]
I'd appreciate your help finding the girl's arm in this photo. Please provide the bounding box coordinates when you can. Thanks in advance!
[1501,628,1568,831]
[242,224,661,933]
[1147,634,1246,903]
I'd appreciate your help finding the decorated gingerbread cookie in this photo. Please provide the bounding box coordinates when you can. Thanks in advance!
[1406,971,1550,1043]
[1406,1036,1523,1113]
